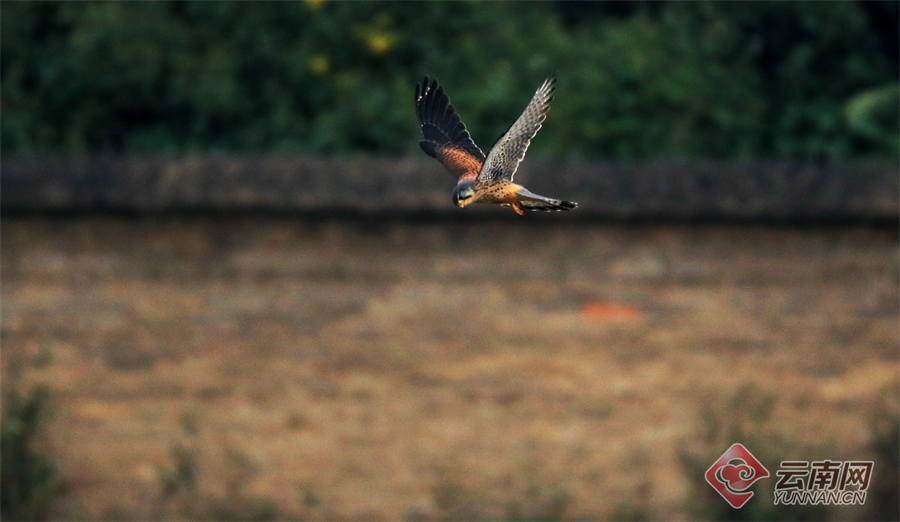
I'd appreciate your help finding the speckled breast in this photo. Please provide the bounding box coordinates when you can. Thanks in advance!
[474,181,519,204]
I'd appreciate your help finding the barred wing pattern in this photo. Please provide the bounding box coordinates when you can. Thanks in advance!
[515,187,577,212]
[478,77,556,182]
[415,76,486,181]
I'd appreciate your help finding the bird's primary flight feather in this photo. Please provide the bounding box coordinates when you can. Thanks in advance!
[415,77,485,182]
[479,77,556,183]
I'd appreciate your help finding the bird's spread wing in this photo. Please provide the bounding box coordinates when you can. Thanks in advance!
[478,77,556,182]
[415,76,486,182]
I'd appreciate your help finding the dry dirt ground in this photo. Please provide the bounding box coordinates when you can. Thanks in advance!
[2,216,898,520]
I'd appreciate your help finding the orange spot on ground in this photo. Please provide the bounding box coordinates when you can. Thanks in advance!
[582,302,640,322]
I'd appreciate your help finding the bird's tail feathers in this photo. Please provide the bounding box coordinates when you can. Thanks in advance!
[516,188,577,212]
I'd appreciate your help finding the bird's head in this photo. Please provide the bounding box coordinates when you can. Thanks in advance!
[452,180,476,208]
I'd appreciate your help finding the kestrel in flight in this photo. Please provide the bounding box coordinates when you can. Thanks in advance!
[415,76,577,215]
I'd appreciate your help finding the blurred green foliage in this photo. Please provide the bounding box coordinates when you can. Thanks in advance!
[2,1,897,159]
[1,386,60,521]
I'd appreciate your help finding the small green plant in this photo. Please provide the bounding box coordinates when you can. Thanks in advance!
[431,473,484,521]
[865,414,899,521]
[0,386,61,521]
[504,480,571,521]
[159,445,197,499]
[676,383,900,521]
[680,383,830,521]
[426,466,572,521]
[156,411,281,520]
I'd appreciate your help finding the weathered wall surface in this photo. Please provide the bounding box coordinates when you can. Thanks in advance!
[2,156,897,220]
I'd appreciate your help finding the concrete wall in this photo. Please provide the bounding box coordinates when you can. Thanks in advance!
[2,155,897,220]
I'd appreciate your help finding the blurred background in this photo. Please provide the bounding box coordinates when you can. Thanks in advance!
[1,2,898,520]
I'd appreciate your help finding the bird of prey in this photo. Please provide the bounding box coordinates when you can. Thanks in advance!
[415,76,577,215]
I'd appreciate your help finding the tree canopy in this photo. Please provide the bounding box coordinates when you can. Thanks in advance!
[2,1,897,159]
